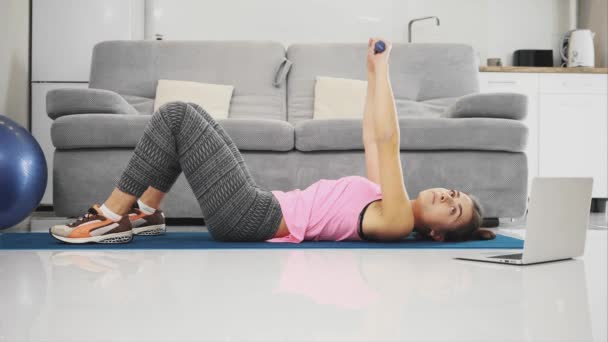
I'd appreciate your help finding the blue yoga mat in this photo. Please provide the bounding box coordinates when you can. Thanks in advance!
[0,232,523,250]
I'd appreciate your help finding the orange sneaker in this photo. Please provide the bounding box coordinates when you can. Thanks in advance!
[49,204,133,244]
[129,203,166,236]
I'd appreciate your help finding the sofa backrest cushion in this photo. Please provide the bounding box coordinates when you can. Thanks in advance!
[286,43,479,124]
[89,40,288,120]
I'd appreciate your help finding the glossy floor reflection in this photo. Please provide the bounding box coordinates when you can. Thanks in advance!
[0,228,606,342]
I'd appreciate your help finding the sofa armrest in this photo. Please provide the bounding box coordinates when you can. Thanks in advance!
[47,88,139,120]
[441,92,528,120]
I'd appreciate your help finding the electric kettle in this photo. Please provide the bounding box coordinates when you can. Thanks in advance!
[561,29,596,67]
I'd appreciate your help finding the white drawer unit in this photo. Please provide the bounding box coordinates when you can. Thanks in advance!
[479,72,539,93]
[538,73,607,198]
[479,71,608,199]
[539,73,608,94]
[539,93,607,197]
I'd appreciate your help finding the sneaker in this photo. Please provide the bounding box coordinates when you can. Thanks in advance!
[49,204,133,244]
[129,202,166,236]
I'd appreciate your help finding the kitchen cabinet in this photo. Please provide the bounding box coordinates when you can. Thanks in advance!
[479,71,607,199]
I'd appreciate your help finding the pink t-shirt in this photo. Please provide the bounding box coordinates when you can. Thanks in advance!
[267,175,383,243]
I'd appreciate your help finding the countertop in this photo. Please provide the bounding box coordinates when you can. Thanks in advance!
[479,66,608,74]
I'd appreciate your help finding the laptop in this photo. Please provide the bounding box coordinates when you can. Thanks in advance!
[455,177,594,265]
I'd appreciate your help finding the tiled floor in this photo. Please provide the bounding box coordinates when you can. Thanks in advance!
[0,212,606,342]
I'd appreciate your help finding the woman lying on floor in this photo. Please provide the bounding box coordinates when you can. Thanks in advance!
[50,38,495,244]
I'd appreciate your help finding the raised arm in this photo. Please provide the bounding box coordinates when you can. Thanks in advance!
[362,39,381,184]
[364,38,414,240]
[372,47,400,143]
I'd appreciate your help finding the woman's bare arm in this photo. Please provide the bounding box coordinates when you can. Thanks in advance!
[362,58,381,184]
[367,39,414,239]
[362,71,378,143]
[372,64,399,142]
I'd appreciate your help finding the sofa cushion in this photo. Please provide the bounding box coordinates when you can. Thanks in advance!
[46,88,139,119]
[89,40,287,120]
[153,79,234,118]
[295,117,527,152]
[313,76,367,119]
[286,43,479,124]
[396,97,461,117]
[122,94,155,115]
[51,114,294,151]
[443,92,528,120]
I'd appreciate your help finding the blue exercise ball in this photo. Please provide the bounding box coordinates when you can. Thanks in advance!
[0,115,47,229]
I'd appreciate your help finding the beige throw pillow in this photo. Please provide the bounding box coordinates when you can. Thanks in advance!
[153,79,234,119]
[313,76,368,120]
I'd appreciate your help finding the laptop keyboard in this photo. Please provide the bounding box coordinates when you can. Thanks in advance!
[489,253,523,259]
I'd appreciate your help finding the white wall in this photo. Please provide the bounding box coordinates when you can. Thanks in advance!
[0,0,30,128]
[0,0,595,131]
[146,0,573,67]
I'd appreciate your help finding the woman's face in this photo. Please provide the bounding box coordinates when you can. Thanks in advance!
[413,187,474,241]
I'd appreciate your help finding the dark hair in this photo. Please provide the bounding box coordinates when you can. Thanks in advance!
[415,193,495,242]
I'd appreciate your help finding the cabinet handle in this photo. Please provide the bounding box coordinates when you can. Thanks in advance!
[561,81,593,88]
[488,80,517,85]
[556,101,590,108]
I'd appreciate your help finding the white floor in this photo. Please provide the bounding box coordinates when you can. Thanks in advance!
[0,213,606,342]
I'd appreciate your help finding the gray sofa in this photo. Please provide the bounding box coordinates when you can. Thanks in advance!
[47,40,528,224]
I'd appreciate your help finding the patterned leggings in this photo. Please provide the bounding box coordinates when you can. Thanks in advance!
[116,101,283,241]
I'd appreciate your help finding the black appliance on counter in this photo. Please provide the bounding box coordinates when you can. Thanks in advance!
[513,50,554,67]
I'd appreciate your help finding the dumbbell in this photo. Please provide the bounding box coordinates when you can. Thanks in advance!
[374,41,386,54]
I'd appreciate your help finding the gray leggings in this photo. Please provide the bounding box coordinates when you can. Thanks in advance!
[116,101,283,242]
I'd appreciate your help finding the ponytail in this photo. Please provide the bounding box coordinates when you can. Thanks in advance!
[470,229,496,240]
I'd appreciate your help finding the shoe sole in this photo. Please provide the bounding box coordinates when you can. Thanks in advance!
[49,228,133,244]
[133,224,166,236]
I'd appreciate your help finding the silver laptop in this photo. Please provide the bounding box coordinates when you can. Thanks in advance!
[455,177,594,265]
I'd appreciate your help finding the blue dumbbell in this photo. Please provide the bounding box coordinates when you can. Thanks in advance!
[374,41,386,54]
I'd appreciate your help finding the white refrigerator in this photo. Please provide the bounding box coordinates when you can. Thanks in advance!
[31,0,144,205]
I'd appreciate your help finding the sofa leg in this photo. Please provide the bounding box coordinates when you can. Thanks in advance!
[165,217,206,226]
[482,217,500,228]
[591,198,606,213]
